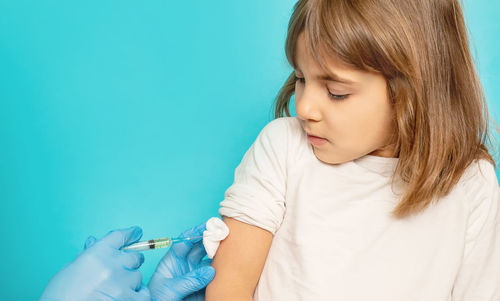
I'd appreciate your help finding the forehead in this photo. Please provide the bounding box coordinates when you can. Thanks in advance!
[295,32,356,71]
[295,32,361,85]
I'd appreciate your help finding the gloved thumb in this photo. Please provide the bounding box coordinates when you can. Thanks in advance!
[100,226,143,249]
[136,283,152,301]
[175,266,215,296]
[199,258,213,268]
[84,236,97,250]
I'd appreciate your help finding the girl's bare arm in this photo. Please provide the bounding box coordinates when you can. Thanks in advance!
[205,217,273,301]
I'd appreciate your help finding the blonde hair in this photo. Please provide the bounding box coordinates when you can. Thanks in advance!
[273,0,498,218]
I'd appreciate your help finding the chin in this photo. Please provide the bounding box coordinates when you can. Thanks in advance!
[313,151,346,165]
[313,148,360,165]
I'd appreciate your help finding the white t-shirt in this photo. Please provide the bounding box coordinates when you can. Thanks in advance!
[218,116,500,301]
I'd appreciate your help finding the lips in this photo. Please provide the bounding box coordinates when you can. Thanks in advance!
[304,126,328,141]
[307,134,328,146]
[306,131,326,140]
[308,134,324,139]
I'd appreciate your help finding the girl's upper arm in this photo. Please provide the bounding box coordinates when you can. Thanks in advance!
[205,216,273,301]
[452,161,500,300]
[206,118,290,300]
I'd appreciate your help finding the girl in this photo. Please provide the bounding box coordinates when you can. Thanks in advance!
[206,0,499,300]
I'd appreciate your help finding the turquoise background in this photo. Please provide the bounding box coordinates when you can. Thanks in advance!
[0,1,498,299]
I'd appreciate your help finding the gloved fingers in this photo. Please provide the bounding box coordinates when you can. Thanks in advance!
[133,284,151,301]
[172,222,207,258]
[178,222,206,242]
[123,269,143,291]
[174,266,216,296]
[120,251,145,270]
[95,282,137,301]
[154,251,185,278]
[100,226,143,249]
[84,235,97,250]
[118,290,141,301]
[187,241,208,268]
[200,258,213,268]
[195,265,216,285]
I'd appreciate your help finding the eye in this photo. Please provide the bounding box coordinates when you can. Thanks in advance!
[327,92,349,101]
[295,76,349,102]
[295,76,305,84]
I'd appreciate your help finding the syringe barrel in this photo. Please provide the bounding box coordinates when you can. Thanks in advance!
[122,238,172,251]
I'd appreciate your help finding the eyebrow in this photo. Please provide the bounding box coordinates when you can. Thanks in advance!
[295,67,357,85]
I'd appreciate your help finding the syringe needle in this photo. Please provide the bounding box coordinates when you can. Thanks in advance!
[122,235,203,252]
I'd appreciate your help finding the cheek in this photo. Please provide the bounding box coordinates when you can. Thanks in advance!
[361,102,395,143]
[293,86,301,108]
[294,87,303,100]
[344,98,393,140]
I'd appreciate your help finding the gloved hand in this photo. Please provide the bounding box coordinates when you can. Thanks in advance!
[40,226,150,301]
[148,222,215,301]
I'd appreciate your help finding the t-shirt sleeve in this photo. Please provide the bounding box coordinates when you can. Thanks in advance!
[218,118,289,235]
[452,160,500,300]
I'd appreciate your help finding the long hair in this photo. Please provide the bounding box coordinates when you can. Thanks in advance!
[273,0,498,218]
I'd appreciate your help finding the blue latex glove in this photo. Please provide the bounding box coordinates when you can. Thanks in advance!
[40,226,151,301]
[148,222,215,301]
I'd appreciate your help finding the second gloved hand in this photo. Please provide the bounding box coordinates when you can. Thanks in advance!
[148,222,215,301]
[40,226,150,301]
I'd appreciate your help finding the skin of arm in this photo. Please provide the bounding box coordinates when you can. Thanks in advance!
[205,217,273,301]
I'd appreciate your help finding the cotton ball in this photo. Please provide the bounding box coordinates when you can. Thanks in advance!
[203,217,230,259]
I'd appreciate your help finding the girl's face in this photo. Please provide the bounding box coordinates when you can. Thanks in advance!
[294,32,397,164]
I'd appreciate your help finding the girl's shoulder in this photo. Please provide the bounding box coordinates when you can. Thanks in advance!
[262,116,307,151]
[457,159,498,189]
[273,116,308,142]
[451,159,499,262]
[265,116,303,135]
[273,116,310,161]
[455,159,499,217]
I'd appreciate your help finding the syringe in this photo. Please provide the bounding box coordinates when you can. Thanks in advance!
[122,236,203,252]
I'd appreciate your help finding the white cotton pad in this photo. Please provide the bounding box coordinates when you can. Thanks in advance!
[203,217,230,259]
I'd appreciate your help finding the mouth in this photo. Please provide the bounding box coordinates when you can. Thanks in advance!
[307,133,325,139]
[307,134,328,146]
[305,129,327,140]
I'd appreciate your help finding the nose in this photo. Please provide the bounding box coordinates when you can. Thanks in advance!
[295,86,322,122]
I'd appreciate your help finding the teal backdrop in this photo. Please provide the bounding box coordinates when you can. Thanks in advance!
[1,1,499,299]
